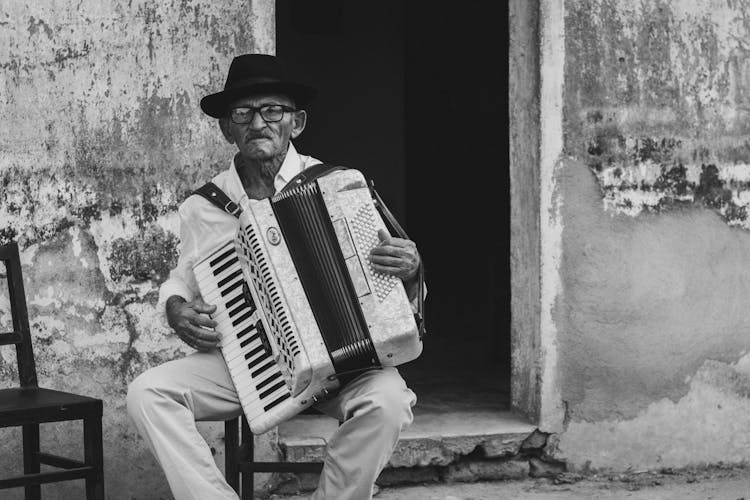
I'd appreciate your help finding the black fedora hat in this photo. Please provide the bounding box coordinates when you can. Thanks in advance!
[200,54,317,118]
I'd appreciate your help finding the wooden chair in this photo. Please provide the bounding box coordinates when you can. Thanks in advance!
[224,410,330,500]
[0,242,104,499]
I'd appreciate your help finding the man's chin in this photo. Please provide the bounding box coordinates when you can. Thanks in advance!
[241,147,275,161]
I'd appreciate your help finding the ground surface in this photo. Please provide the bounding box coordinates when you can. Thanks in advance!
[271,466,750,499]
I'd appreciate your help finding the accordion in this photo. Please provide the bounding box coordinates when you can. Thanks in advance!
[193,169,422,434]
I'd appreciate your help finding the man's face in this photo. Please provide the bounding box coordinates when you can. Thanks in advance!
[220,93,306,161]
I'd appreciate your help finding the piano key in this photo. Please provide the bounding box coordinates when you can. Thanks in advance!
[197,276,243,303]
[246,387,291,414]
[212,304,254,328]
[234,372,283,402]
[225,343,265,370]
[237,381,289,408]
[263,391,292,412]
[194,256,239,282]
[222,336,263,363]
[214,306,257,329]
[232,362,279,389]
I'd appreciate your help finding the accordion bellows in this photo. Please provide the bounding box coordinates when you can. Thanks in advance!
[193,169,422,434]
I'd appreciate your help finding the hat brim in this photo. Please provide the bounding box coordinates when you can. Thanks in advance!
[200,82,317,118]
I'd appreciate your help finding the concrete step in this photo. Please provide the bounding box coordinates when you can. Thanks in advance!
[278,408,537,468]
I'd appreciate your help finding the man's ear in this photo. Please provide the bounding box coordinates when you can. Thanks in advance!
[219,117,235,144]
[290,110,307,140]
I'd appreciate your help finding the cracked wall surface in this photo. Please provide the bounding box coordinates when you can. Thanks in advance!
[553,0,750,471]
[0,1,273,498]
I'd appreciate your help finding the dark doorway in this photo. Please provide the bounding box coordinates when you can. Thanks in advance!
[277,1,510,410]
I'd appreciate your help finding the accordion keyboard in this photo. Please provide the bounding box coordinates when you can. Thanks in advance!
[194,241,292,419]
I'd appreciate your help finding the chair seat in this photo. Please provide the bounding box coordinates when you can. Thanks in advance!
[0,387,102,427]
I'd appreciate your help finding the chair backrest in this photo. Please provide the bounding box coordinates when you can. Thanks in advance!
[0,242,38,387]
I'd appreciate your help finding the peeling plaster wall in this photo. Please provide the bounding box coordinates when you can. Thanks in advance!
[553,0,750,471]
[0,1,274,498]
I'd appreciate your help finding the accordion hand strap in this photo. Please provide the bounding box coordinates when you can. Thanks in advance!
[369,180,427,339]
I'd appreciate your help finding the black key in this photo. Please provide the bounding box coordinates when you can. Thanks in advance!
[256,371,282,390]
[232,309,254,327]
[236,323,258,340]
[245,344,266,360]
[251,359,275,378]
[220,278,243,297]
[228,302,249,318]
[259,380,286,400]
[209,248,234,268]
[218,269,242,288]
[263,392,291,412]
[239,332,260,349]
[213,256,239,276]
[225,292,245,310]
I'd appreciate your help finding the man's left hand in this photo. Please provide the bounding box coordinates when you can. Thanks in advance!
[369,229,420,281]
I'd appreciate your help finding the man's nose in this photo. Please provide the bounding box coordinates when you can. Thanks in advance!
[247,111,267,129]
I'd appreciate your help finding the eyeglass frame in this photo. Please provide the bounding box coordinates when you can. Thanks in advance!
[228,104,298,124]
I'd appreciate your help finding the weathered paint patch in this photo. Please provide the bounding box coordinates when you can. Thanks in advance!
[556,353,750,470]
[566,0,750,227]
[588,134,750,226]
[108,225,178,282]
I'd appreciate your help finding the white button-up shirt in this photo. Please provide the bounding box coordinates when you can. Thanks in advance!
[157,143,321,319]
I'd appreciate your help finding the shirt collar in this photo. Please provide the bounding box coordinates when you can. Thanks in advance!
[275,142,304,191]
[228,142,305,198]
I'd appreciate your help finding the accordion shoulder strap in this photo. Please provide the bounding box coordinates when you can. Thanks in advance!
[190,162,342,216]
[192,182,242,218]
[282,162,347,192]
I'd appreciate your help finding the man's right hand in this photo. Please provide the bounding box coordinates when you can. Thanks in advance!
[166,295,221,351]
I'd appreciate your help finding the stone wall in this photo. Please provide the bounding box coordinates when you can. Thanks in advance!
[0,1,274,498]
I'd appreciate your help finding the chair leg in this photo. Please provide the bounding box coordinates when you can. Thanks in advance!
[22,424,40,500]
[225,418,240,493]
[83,416,104,500]
[241,416,253,500]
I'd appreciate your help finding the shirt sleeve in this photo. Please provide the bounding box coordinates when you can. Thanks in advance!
[156,202,201,327]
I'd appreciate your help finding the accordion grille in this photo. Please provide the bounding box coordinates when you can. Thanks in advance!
[237,224,300,374]
[272,182,379,374]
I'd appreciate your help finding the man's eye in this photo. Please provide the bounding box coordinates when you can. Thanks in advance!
[263,105,283,112]
[234,108,252,116]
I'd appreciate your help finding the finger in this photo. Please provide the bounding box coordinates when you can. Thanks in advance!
[180,335,215,352]
[192,299,217,314]
[185,323,221,343]
[370,245,413,258]
[176,330,198,349]
[378,235,416,249]
[190,338,219,351]
[189,312,218,328]
[377,229,392,245]
[369,254,405,267]
[371,263,407,277]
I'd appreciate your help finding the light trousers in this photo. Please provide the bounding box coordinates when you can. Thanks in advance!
[126,350,416,500]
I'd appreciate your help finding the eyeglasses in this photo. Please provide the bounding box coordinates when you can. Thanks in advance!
[229,104,297,124]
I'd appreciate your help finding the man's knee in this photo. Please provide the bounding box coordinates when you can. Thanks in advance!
[353,370,415,430]
[126,372,154,423]
[126,368,176,424]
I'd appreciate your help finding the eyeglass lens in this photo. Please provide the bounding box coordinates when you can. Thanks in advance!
[230,105,293,124]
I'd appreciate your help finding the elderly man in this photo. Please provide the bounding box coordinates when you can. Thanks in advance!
[127,54,421,500]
